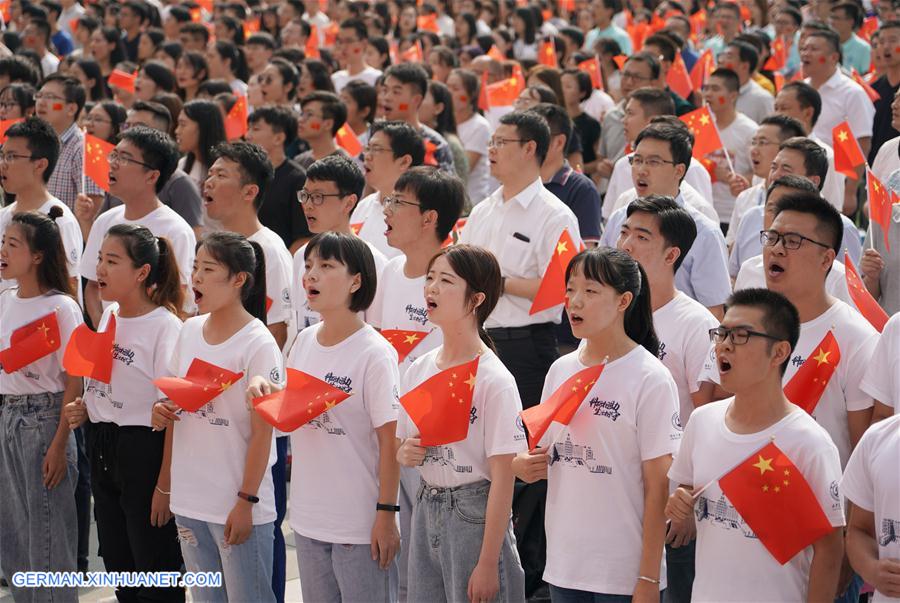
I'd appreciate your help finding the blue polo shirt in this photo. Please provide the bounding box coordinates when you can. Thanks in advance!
[544,162,601,243]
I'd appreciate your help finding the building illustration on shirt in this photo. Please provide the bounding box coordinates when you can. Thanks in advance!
[306,410,346,436]
[193,401,230,427]
[548,433,613,475]
[880,518,900,547]
[696,493,757,539]
[423,446,473,474]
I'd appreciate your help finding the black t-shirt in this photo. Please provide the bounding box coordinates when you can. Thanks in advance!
[573,112,602,165]
[869,75,900,163]
[258,159,309,249]
[122,32,140,63]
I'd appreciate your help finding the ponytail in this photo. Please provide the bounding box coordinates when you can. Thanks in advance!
[198,232,267,323]
[245,240,268,323]
[10,207,74,298]
[625,263,659,357]
[106,224,184,314]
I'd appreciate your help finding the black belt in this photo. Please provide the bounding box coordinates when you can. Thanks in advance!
[486,322,554,341]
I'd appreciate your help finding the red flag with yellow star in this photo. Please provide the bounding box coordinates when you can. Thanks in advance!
[63,314,116,384]
[667,52,693,99]
[833,122,865,180]
[349,222,363,236]
[538,38,558,68]
[577,57,603,90]
[868,167,898,251]
[417,13,440,33]
[400,356,480,446]
[719,441,834,564]
[153,359,244,412]
[783,331,840,415]
[84,134,114,192]
[679,106,722,159]
[108,69,136,94]
[335,124,362,156]
[764,36,787,71]
[381,329,430,364]
[224,95,248,141]
[253,368,352,432]
[850,68,880,102]
[305,25,320,59]
[520,363,605,451]
[690,48,714,91]
[487,45,506,61]
[844,255,889,332]
[400,40,424,63]
[530,229,580,315]
[0,311,61,374]
[0,117,23,143]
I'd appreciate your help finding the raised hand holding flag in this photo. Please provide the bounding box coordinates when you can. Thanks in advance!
[153,359,244,412]
[253,369,352,431]
[63,314,116,384]
[400,356,480,446]
[529,229,581,315]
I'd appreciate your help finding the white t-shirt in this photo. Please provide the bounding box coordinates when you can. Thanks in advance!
[397,348,526,488]
[734,255,854,306]
[709,113,757,224]
[457,113,492,205]
[0,289,82,395]
[287,323,399,544]
[248,226,293,326]
[581,89,616,125]
[655,293,720,429]
[349,193,401,260]
[331,65,382,92]
[860,312,900,409]
[367,255,442,377]
[168,315,283,525]
[541,346,681,595]
[668,401,845,602]
[84,304,182,427]
[840,414,900,603]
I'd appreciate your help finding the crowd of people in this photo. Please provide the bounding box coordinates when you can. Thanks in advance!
[0,0,898,601]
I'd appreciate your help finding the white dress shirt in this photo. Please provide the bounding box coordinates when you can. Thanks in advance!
[809,69,876,146]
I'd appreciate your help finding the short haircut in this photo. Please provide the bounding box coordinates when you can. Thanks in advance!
[778,137,828,191]
[342,80,378,124]
[368,120,425,165]
[131,100,172,133]
[644,33,678,63]
[628,87,676,118]
[526,103,573,145]
[559,26,585,48]
[781,82,822,127]
[766,174,820,201]
[499,110,551,166]
[304,232,377,312]
[383,62,429,97]
[5,116,61,182]
[625,194,697,272]
[246,32,276,49]
[759,114,806,141]
[715,2,742,19]
[634,123,693,180]
[211,142,274,210]
[394,166,466,242]
[306,154,366,201]
[118,126,179,193]
[179,22,210,44]
[726,40,760,73]
[248,105,298,145]
[562,68,594,103]
[777,6,803,27]
[300,91,347,136]
[340,17,368,40]
[626,51,661,80]
[772,192,844,254]
[41,74,86,118]
[0,55,41,85]
[807,29,842,56]
[726,288,800,374]
[28,20,51,47]
[833,2,863,29]
[709,67,740,93]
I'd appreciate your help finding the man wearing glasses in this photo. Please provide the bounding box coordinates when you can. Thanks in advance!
[330,18,382,92]
[666,288,845,602]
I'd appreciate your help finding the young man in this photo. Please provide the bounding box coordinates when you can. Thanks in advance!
[79,126,196,327]
[868,21,900,164]
[246,106,309,254]
[829,3,872,77]
[331,18,381,92]
[666,288,845,602]
[118,1,148,63]
[178,22,210,53]
[583,0,632,55]
[245,33,277,77]
[458,110,582,597]
[600,123,731,319]
[717,41,775,124]
[350,120,425,259]
[699,68,757,230]
[22,18,60,76]
[295,91,349,171]
[861,312,899,422]
[0,117,82,297]
[36,74,104,211]
[702,2,742,55]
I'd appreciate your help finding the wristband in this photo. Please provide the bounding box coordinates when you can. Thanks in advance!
[638,576,660,585]
[237,491,260,503]
[376,503,400,512]
[155,486,170,496]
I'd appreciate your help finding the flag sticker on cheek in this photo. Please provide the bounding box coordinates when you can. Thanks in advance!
[819,56,826,63]
[310,122,321,131]
[459,95,469,103]
[718,96,726,105]
[52,103,64,111]
[398,103,409,111]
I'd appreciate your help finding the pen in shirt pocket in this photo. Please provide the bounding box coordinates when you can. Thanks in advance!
[512,232,530,243]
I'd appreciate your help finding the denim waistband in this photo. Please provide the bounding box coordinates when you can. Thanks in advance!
[417,478,490,501]
[1,390,64,407]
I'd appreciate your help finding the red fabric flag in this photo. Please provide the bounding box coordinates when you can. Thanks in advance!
[381,329,429,363]
[153,359,244,413]
[417,13,440,33]
[400,40,423,63]
[349,222,363,235]
[305,25,320,59]
[719,441,834,564]
[679,106,723,158]
[519,363,605,451]
[424,140,438,166]
[0,312,60,374]
[627,21,650,51]
[485,66,525,107]
[773,72,785,93]
[478,70,490,110]
[253,368,352,432]
[538,38,558,68]
[844,254,889,332]
[577,57,603,90]
[265,296,273,313]
[335,124,362,156]
[63,314,116,384]
[68,17,79,33]
[245,16,261,34]
[0,117,23,143]
[667,52,693,99]
[487,45,506,61]
[324,22,339,47]
[851,68,880,102]
[689,9,707,40]
[196,0,213,13]
[224,95,248,141]
[832,122,865,180]
[189,7,202,22]
[764,36,787,71]
[868,167,898,251]
[400,356,480,446]
[612,54,628,70]
[530,229,579,315]
[860,15,879,41]
[690,49,715,91]
[783,331,840,414]
[84,134,115,193]
[108,69,136,93]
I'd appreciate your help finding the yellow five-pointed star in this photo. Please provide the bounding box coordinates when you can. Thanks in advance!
[753,455,774,475]
[837,130,849,142]
[37,322,49,337]
[325,399,337,409]
[699,114,710,125]
[218,380,233,392]
[873,180,881,192]
[403,334,420,345]
[812,348,832,366]
[557,240,569,255]
[464,373,477,389]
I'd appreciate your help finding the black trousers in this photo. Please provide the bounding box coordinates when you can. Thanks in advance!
[87,422,185,603]
[489,323,559,599]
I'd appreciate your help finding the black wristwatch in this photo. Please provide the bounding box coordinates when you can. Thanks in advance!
[237,491,260,504]
[376,503,400,512]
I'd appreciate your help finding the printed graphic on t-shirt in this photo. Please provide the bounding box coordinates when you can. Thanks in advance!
[404,303,429,326]
[589,397,621,421]
[112,343,135,366]
[85,381,117,409]
[791,353,807,369]
[323,371,352,393]
[548,433,613,475]
[189,401,230,427]
[658,341,667,361]
[695,493,757,539]
[881,518,900,546]
[423,446,474,474]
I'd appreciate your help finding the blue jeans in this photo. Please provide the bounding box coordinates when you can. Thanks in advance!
[174,514,275,603]
[663,537,695,603]
[0,392,79,603]
[835,573,863,603]
[397,464,418,602]
[294,532,396,602]
[409,479,525,603]
[271,436,288,603]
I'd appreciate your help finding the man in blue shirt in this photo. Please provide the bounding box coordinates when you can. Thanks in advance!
[584,0,632,55]
[830,2,872,75]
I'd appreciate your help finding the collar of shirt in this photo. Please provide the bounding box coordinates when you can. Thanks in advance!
[739,79,757,95]
[819,68,847,91]
[547,162,574,186]
[60,122,81,144]
[498,176,544,209]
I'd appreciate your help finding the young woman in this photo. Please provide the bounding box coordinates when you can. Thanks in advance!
[397,245,526,603]
[0,83,36,120]
[62,225,185,602]
[0,209,83,602]
[84,100,127,142]
[421,81,470,187]
[89,26,127,79]
[447,68,492,205]
[298,60,335,97]
[138,28,165,64]
[365,37,392,71]
[340,79,377,138]
[280,232,401,602]
[151,232,282,602]
[71,59,108,102]
[206,41,249,98]
[134,61,177,102]
[259,58,299,107]
[393,2,419,39]
[175,99,226,192]
[511,7,538,60]
[175,51,209,102]
[512,247,679,601]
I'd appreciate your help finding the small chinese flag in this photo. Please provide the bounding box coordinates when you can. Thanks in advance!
[844,255,889,332]
[84,134,114,193]
[577,57,603,90]
[381,329,429,363]
[851,68,880,102]
[860,15,879,41]
[423,140,438,166]
[689,8,707,39]
[265,296,273,313]
[108,69,137,94]
[0,312,60,374]
[679,106,723,158]
[764,37,787,71]
[400,356,480,446]
[612,54,628,70]
[478,70,490,110]
[0,117,23,143]
[520,363,605,451]
[153,359,244,412]
[253,368,352,432]
[773,72,785,93]
[189,6,202,22]
[867,167,899,251]
[63,314,116,384]
[335,124,362,156]
[719,441,834,564]
[487,45,506,61]
[400,40,424,63]
[690,48,714,91]
[68,17,79,33]
[485,75,521,108]
[667,52,693,99]
[324,22,339,47]
[305,25,320,59]
[349,222,363,235]
[196,0,213,13]
[245,16,261,34]
[538,38,558,68]
[783,331,840,415]
[224,95,248,141]
[833,122,865,180]
[530,229,579,315]
[626,21,650,51]
[417,13,440,33]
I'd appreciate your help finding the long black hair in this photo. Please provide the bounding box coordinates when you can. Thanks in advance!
[9,207,74,298]
[565,247,659,357]
[426,80,458,136]
[198,232,267,322]
[181,99,226,175]
[105,224,184,315]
